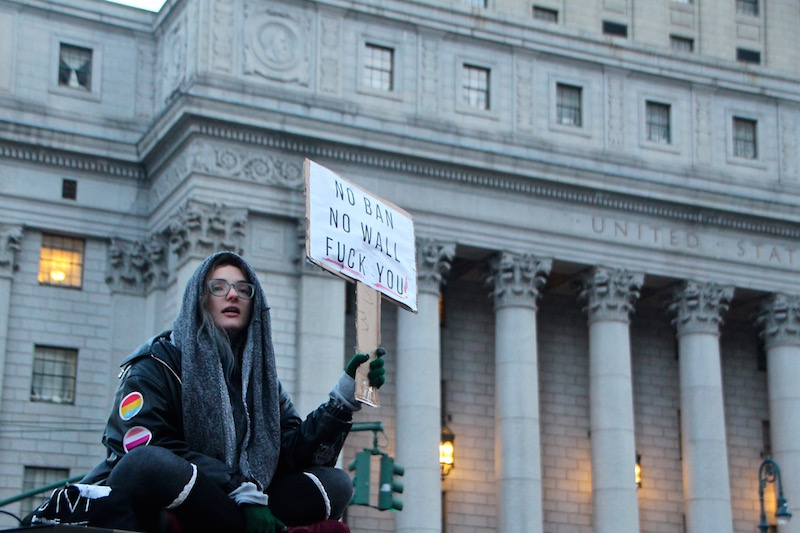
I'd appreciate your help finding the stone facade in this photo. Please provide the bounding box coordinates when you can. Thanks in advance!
[1,0,799,531]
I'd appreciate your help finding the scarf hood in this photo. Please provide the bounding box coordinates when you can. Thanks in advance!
[172,251,280,490]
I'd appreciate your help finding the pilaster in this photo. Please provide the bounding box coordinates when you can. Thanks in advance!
[0,225,22,416]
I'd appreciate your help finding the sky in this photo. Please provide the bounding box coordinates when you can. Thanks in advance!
[105,0,166,11]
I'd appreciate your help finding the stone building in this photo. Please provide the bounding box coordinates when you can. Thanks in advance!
[1,0,799,532]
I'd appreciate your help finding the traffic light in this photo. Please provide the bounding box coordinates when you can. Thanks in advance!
[348,450,371,506]
[377,454,404,511]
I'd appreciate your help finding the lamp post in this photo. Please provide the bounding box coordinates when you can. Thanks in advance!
[758,456,792,533]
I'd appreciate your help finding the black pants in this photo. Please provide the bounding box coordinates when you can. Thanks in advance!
[96,446,352,532]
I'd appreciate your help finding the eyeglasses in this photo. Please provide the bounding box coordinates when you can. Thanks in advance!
[207,279,256,300]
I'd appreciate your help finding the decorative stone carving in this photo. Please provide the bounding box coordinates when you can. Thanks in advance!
[515,58,534,133]
[318,15,341,96]
[168,200,248,261]
[668,281,734,335]
[244,4,311,86]
[151,142,212,209]
[694,92,713,166]
[106,234,169,294]
[135,40,156,119]
[606,76,625,151]
[420,36,439,116]
[756,293,800,348]
[0,225,22,278]
[214,147,303,188]
[212,0,235,74]
[485,252,552,310]
[576,267,643,322]
[780,108,799,183]
[161,15,187,103]
[416,239,455,295]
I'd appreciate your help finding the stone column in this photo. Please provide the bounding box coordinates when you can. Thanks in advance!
[577,267,643,533]
[0,225,22,414]
[668,281,735,533]
[295,252,346,418]
[486,252,552,533]
[395,239,454,533]
[756,294,800,532]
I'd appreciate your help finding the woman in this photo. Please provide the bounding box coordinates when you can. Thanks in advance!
[29,251,385,533]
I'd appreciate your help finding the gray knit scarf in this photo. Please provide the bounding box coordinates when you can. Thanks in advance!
[172,252,280,490]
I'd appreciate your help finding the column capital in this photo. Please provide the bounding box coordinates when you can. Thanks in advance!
[416,238,455,296]
[576,266,643,323]
[0,225,23,279]
[485,251,552,310]
[106,234,169,295]
[668,281,734,335]
[168,200,248,265]
[756,293,800,348]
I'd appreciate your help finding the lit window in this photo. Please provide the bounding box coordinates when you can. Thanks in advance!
[533,6,558,23]
[31,345,78,404]
[364,43,394,92]
[646,101,671,144]
[556,83,582,127]
[58,43,92,91]
[736,0,758,16]
[670,35,694,52]
[22,467,70,518]
[38,235,84,288]
[737,48,761,64]
[463,64,490,110]
[733,117,757,159]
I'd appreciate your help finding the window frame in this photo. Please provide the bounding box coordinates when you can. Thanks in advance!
[38,234,85,289]
[549,74,592,138]
[461,63,491,111]
[670,35,694,53]
[639,95,682,154]
[357,35,403,102]
[736,0,759,16]
[556,83,583,128]
[50,36,103,101]
[732,116,758,160]
[30,345,78,405]
[533,6,559,23]
[454,56,500,120]
[645,101,672,145]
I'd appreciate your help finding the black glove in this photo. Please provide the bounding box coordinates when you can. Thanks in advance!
[243,505,285,533]
[345,347,386,388]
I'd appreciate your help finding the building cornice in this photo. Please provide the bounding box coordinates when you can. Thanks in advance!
[0,140,146,180]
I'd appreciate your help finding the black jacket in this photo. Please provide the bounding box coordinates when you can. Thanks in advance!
[83,332,353,492]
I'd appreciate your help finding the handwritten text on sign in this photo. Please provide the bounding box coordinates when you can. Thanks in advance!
[305,160,418,312]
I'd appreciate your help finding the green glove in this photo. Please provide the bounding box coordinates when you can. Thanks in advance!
[243,505,286,533]
[346,347,386,388]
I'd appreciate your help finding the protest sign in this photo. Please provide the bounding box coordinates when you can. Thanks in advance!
[304,159,417,406]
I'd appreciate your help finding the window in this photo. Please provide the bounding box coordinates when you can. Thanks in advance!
[736,0,758,16]
[58,43,92,91]
[733,117,757,159]
[670,35,694,52]
[31,345,78,404]
[462,64,490,111]
[464,0,486,7]
[533,6,558,23]
[737,48,761,64]
[646,101,671,144]
[363,43,394,92]
[38,234,84,288]
[671,0,692,3]
[22,467,70,517]
[62,179,77,200]
[602,20,628,37]
[556,83,582,127]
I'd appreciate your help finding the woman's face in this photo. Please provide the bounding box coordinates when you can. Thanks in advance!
[206,264,254,340]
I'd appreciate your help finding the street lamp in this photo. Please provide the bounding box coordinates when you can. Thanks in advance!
[440,426,455,479]
[758,456,792,533]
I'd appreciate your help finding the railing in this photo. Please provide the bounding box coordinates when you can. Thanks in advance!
[0,474,84,525]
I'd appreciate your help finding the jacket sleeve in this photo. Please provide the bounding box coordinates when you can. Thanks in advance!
[100,359,242,492]
[275,380,354,475]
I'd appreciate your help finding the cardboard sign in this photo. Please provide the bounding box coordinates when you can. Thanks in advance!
[304,159,418,312]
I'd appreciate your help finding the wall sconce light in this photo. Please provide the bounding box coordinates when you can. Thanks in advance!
[440,426,455,479]
[635,454,642,489]
[758,456,792,533]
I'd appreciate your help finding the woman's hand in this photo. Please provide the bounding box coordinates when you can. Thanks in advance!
[243,505,286,533]
[345,347,386,388]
